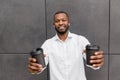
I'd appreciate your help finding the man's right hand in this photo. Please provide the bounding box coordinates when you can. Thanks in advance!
[28,57,44,74]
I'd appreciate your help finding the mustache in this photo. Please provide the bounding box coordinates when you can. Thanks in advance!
[54,24,70,27]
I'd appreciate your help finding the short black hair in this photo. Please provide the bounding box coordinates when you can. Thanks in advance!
[53,11,69,21]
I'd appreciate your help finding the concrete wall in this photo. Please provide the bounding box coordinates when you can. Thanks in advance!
[0,0,120,80]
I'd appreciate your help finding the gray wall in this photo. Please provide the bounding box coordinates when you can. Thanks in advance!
[0,0,120,80]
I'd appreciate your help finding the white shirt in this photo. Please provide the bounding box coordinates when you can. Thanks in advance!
[41,32,90,80]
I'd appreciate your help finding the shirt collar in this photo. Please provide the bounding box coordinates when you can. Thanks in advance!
[54,31,72,41]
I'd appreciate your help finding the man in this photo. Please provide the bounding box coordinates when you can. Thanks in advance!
[28,11,104,80]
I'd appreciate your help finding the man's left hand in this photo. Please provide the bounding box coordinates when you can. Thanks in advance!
[90,51,104,68]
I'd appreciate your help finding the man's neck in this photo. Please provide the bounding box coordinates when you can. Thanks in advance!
[57,31,69,41]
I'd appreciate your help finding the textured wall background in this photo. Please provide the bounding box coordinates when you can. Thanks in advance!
[0,0,120,80]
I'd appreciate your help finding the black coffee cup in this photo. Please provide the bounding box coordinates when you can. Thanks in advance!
[86,45,100,65]
[30,48,46,68]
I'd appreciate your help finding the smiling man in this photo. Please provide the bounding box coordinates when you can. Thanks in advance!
[28,11,104,80]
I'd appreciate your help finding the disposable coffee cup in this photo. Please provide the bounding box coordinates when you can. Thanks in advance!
[30,48,46,68]
[86,45,100,65]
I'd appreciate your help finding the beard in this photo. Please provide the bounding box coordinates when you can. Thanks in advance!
[55,25,69,35]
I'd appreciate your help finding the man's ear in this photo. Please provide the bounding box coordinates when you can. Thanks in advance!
[68,23,70,26]
[53,23,55,27]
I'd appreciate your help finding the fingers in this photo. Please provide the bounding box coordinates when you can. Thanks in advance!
[90,59,104,68]
[94,51,103,56]
[28,57,37,63]
[90,51,104,67]
[28,63,43,72]
[92,61,104,68]
[90,51,104,59]
[90,58,104,64]
[28,57,43,74]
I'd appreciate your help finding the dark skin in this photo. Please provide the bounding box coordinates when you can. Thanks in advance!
[28,13,104,74]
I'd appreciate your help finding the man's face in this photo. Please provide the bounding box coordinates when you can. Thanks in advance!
[53,13,70,34]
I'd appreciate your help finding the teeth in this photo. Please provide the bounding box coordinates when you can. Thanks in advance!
[59,26,64,29]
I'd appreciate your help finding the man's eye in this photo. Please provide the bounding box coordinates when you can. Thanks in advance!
[62,20,66,22]
[55,20,59,22]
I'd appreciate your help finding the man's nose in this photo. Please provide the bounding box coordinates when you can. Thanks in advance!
[59,21,63,25]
